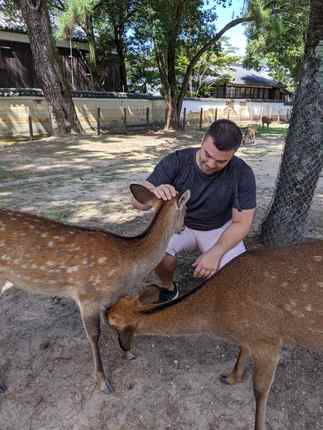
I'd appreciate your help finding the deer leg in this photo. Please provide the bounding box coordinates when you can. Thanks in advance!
[118,326,136,360]
[220,344,249,385]
[251,342,281,430]
[79,300,113,394]
[0,383,7,394]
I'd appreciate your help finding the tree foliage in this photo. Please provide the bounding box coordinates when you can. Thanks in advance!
[244,0,310,91]
[260,0,323,245]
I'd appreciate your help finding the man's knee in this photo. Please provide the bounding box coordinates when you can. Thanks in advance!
[158,253,177,273]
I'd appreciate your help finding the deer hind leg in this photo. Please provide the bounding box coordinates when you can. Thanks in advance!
[78,299,113,394]
[118,326,136,360]
[251,341,281,430]
[220,344,249,385]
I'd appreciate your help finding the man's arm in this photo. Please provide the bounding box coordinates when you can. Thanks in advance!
[192,207,255,278]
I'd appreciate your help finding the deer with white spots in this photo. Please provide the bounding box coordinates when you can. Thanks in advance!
[0,184,190,394]
[107,240,323,430]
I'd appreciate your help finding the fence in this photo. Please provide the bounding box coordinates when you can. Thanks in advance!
[0,91,291,138]
[180,98,291,130]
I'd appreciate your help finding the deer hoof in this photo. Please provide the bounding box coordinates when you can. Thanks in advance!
[220,374,238,385]
[0,383,8,394]
[126,351,136,361]
[102,379,113,395]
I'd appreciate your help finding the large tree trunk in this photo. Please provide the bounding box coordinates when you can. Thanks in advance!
[113,24,128,92]
[260,0,323,246]
[16,0,81,136]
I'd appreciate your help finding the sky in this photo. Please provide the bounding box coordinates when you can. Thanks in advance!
[211,0,248,57]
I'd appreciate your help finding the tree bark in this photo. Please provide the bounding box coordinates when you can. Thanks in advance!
[113,23,128,92]
[16,0,81,136]
[260,0,323,246]
[84,15,100,89]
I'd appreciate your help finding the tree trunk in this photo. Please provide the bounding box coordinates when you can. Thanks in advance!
[16,0,81,136]
[114,24,128,92]
[260,0,323,246]
[85,15,100,90]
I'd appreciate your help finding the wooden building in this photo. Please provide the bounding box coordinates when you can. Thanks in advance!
[209,65,290,102]
[0,15,121,91]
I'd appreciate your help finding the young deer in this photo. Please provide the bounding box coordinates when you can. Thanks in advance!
[107,240,323,429]
[0,184,190,393]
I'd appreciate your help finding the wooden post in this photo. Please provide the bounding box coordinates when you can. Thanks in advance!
[182,107,187,130]
[214,108,217,122]
[123,107,127,132]
[199,107,203,129]
[48,105,53,136]
[97,107,101,136]
[28,106,33,139]
[146,107,150,126]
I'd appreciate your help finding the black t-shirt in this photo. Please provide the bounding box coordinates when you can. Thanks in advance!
[147,147,256,231]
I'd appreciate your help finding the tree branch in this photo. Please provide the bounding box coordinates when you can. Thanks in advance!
[178,16,254,103]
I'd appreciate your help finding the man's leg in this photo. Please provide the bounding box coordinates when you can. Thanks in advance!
[154,227,197,300]
[196,222,246,271]
[154,253,177,291]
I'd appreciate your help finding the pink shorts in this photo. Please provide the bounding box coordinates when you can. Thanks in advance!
[166,221,246,269]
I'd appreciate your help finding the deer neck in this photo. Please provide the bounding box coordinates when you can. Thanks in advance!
[130,203,176,276]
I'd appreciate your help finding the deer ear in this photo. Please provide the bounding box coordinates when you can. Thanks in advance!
[130,184,156,206]
[177,190,191,208]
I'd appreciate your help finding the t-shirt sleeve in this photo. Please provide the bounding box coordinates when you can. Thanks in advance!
[235,164,256,210]
[146,151,180,186]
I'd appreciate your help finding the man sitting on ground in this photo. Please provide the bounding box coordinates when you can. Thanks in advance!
[133,119,256,301]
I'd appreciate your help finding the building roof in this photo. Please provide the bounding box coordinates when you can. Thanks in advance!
[229,65,280,88]
[0,12,87,42]
[205,64,286,90]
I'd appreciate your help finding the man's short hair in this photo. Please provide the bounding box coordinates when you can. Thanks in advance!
[204,119,242,151]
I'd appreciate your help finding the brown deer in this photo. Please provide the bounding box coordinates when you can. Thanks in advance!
[0,184,190,394]
[261,116,272,128]
[241,126,256,145]
[107,240,323,429]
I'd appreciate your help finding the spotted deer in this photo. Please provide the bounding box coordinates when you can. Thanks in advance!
[107,240,323,430]
[0,184,190,393]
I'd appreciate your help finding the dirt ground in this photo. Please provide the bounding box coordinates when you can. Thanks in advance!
[0,129,323,430]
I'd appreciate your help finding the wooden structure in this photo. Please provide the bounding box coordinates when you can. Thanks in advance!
[209,65,290,102]
[0,15,121,91]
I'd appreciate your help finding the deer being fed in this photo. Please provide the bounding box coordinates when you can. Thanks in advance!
[107,240,323,430]
[0,184,190,394]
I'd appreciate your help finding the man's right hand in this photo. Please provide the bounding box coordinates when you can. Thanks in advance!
[151,184,178,201]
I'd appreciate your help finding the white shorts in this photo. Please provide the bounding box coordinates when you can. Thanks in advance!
[166,221,246,269]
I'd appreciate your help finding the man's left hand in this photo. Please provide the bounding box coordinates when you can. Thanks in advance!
[192,249,222,278]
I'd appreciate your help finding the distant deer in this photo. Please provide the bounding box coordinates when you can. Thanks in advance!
[0,184,190,393]
[241,126,256,145]
[107,240,323,429]
[261,116,272,128]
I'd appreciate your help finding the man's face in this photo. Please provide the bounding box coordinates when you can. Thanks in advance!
[197,136,236,175]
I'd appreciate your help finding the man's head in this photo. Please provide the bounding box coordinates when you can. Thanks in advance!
[197,119,242,175]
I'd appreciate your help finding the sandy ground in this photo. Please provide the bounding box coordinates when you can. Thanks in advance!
[0,129,323,429]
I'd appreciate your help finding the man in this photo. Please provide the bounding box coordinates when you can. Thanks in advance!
[134,119,256,301]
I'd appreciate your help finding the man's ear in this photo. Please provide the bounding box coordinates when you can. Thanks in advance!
[176,190,191,208]
[130,184,157,207]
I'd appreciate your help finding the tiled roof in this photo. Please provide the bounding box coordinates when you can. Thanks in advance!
[205,64,283,89]
[230,65,279,87]
[0,12,87,42]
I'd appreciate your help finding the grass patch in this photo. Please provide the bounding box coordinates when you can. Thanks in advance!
[241,124,289,138]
